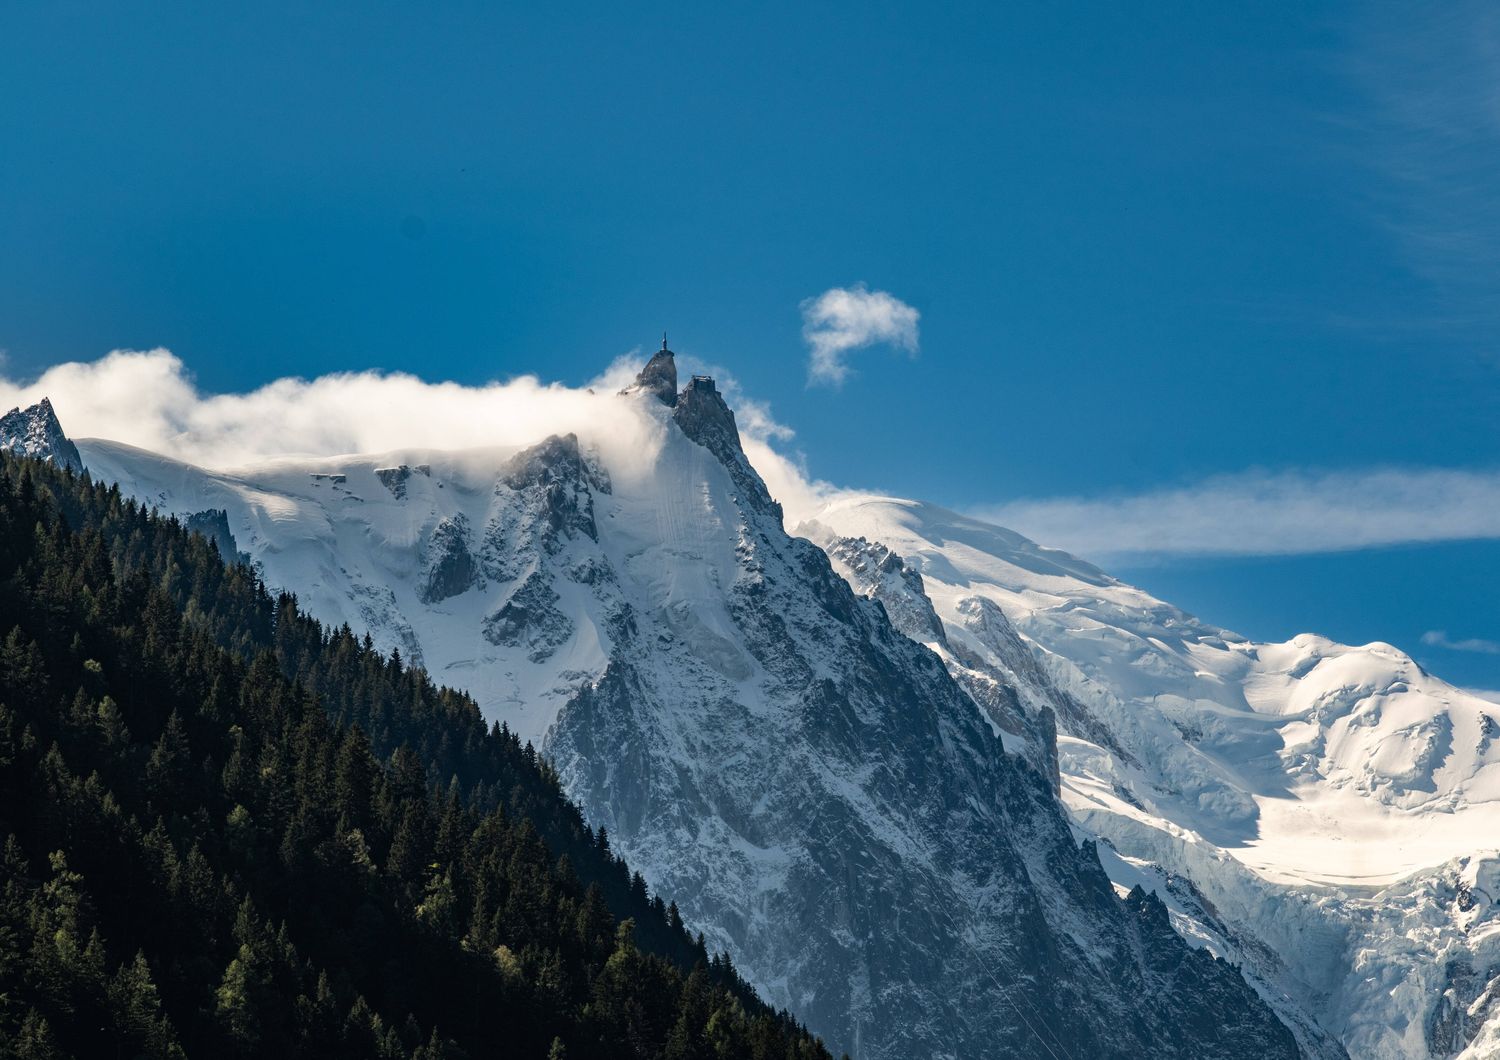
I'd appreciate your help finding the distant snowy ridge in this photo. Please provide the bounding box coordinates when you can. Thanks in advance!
[5,363,1299,1060]
[803,495,1500,1060]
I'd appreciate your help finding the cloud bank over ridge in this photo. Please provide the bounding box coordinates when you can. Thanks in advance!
[4,348,1494,562]
[0,347,674,479]
[0,347,856,525]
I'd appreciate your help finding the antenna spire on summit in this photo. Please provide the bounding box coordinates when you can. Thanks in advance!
[662,331,669,352]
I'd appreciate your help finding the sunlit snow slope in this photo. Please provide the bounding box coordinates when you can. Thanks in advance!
[80,436,614,746]
[803,495,1500,1060]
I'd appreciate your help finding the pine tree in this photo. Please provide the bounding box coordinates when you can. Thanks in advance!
[108,950,185,1059]
[145,710,192,806]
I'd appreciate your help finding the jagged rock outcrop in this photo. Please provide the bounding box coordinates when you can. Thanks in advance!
[483,569,573,661]
[184,509,247,565]
[824,535,950,649]
[808,496,1500,1059]
[492,434,608,553]
[421,513,480,603]
[623,339,679,406]
[375,462,431,500]
[673,374,783,522]
[550,370,1298,1059]
[0,397,83,473]
[820,532,1064,786]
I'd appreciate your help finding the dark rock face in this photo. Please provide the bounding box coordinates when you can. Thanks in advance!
[673,376,783,524]
[818,526,1146,791]
[483,434,611,587]
[672,376,738,464]
[1429,959,1492,1056]
[0,398,84,474]
[375,463,431,500]
[482,569,572,661]
[472,434,610,663]
[499,434,608,541]
[825,535,949,646]
[420,514,479,603]
[949,593,1130,768]
[625,346,679,406]
[183,509,247,565]
[823,534,1063,786]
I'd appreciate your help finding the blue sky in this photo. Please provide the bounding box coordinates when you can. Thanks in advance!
[1,2,1497,687]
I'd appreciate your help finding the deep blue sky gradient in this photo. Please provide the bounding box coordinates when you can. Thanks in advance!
[2,2,1496,685]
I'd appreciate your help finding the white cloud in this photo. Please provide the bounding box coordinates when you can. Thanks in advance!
[0,345,863,525]
[0,348,669,480]
[1423,631,1500,655]
[1346,4,1500,335]
[976,465,1500,562]
[21,349,1493,569]
[801,284,920,387]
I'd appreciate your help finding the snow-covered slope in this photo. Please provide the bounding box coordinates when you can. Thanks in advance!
[36,353,1299,1060]
[803,495,1500,1060]
[80,433,620,746]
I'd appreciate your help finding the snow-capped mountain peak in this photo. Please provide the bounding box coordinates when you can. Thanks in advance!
[4,376,1300,1059]
[622,338,681,406]
[0,396,84,474]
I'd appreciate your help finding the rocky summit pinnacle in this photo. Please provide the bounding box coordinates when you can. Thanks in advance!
[673,375,737,451]
[626,338,678,406]
[673,375,783,523]
[0,397,84,474]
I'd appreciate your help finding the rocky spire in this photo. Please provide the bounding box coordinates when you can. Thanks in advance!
[673,375,737,454]
[625,337,781,521]
[673,375,782,523]
[0,397,84,474]
[624,335,678,406]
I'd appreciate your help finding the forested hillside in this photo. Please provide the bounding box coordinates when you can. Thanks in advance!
[0,452,834,1060]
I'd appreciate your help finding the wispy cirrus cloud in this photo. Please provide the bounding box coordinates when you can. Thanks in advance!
[976,465,1500,562]
[1347,4,1500,338]
[801,284,919,387]
[1422,631,1500,656]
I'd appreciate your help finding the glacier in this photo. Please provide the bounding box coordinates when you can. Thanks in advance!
[805,495,1500,1060]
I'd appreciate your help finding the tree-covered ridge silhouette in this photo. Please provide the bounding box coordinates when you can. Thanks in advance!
[0,452,835,1060]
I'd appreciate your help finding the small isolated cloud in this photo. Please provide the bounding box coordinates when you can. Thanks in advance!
[1422,631,1500,655]
[977,465,1500,562]
[801,284,919,387]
